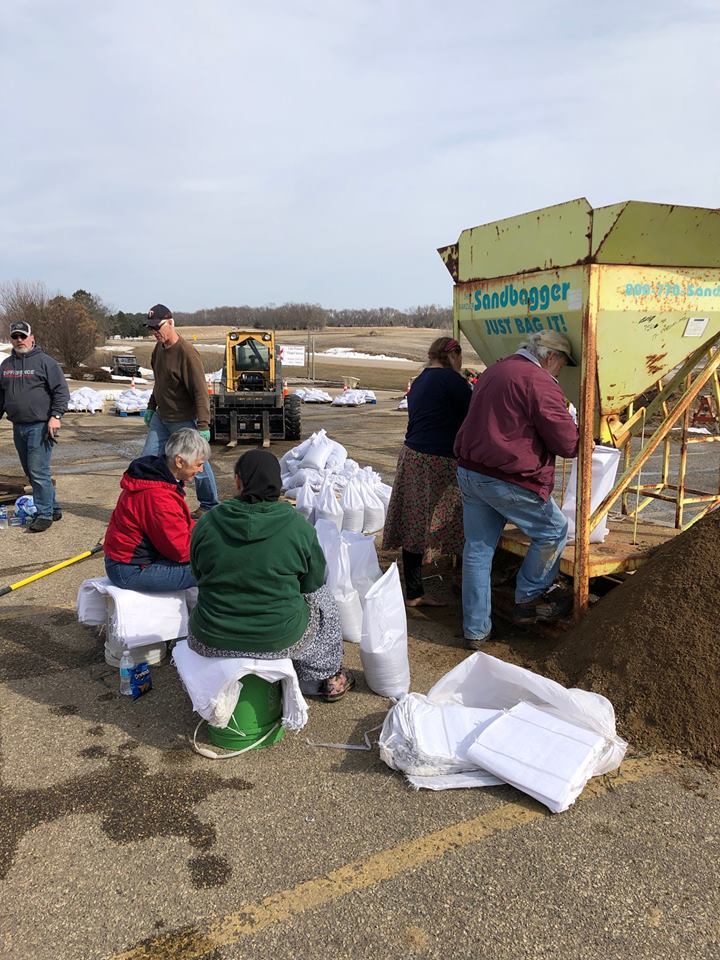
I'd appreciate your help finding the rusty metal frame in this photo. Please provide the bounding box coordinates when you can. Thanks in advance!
[590,341,720,537]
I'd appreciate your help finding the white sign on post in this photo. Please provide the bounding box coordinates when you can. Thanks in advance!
[683,317,709,338]
[279,344,306,366]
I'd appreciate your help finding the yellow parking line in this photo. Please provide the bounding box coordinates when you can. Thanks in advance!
[110,756,662,960]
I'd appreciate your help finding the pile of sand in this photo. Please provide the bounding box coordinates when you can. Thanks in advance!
[550,509,720,763]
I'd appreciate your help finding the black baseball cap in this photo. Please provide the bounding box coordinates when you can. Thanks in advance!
[10,321,32,337]
[146,304,172,329]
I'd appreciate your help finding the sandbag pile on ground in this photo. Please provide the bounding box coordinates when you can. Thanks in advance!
[380,652,626,813]
[282,430,391,533]
[114,387,154,413]
[294,388,333,403]
[67,387,106,413]
[331,389,376,406]
[548,508,720,764]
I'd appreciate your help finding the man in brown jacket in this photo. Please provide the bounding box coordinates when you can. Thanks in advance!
[140,304,219,516]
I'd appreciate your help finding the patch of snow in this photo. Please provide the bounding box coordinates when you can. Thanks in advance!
[320,347,413,362]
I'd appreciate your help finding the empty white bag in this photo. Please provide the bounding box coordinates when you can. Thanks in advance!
[561,445,621,543]
[360,563,410,698]
[342,530,382,602]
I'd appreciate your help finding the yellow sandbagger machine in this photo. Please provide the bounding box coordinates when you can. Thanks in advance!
[439,198,720,620]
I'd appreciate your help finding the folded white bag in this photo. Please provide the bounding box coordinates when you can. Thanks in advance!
[77,577,190,647]
[360,563,410,698]
[466,701,607,813]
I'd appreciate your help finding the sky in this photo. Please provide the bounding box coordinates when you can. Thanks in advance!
[1,0,719,313]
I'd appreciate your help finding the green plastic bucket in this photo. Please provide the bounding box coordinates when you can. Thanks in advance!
[208,674,285,752]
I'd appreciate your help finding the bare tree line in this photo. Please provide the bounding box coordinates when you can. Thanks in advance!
[1,279,453,367]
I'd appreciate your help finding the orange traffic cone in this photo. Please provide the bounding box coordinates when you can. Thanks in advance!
[282,379,289,397]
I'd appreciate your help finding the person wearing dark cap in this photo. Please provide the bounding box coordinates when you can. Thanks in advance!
[141,304,219,517]
[188,450,355,702]
[0,321,70,532]
[454,330,579,645]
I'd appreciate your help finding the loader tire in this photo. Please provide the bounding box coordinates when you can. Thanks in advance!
[284,394,302,441]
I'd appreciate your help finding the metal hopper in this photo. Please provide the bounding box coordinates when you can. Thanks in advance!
[439,199,720,618]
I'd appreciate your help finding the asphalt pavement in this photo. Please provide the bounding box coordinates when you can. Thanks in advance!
[0,397,718,960]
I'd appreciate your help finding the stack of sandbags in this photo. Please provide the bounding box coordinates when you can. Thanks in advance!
[114,387,154,414]
[281,433,391,533]
[294,387,333,403]
[67,387,105,413]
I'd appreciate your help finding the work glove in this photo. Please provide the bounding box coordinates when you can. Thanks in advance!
[143,409,155,426]
[198,429,211,442]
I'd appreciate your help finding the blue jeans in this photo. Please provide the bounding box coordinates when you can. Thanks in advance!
[105,557,197,593]
[457,467,568,640]
[13,421,59,520]
[141,415,219,509]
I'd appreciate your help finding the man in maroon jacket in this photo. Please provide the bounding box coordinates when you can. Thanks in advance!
[454,331,579,646]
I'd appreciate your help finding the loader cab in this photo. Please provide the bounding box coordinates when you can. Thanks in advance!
[226,331,276,391]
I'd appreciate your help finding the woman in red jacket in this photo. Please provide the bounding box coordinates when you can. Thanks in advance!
[103,428,210,593]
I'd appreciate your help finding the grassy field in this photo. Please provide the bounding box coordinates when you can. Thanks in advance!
[97,326,484,390]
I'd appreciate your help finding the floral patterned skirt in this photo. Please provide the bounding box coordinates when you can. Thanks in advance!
[381,444,463,562]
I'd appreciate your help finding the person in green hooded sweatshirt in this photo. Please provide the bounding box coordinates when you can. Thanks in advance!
[188,449,355,702]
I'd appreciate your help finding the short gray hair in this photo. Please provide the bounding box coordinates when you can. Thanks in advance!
[521,333,563,363]
[165,428,211,465]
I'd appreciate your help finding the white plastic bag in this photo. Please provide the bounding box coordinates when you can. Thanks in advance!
[360,481,385,533]
[325,439,348,470]
[300,429,333,471]
[295,481,317,523]
[375,482,393,513]
[314,479,343,531]
[320,522,363,643]
[360,563,410,698]
[561,446,621,544]
[340,480,364,533]
[342,530,382,602]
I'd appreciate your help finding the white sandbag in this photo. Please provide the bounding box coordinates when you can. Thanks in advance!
[360,563,410,698]
[375,482,393,513]
[295,481,317,523]
[340,480,364,533]
[561,445,621,544]
[280,431,319,470]
[360,482,385,533]
[325,438,348,471]
[314,479,343,531]
[319,521,363,643]
[283,467,326,493]
[342,530,382,602]
[299,429,333,471]
[341,459,360,477]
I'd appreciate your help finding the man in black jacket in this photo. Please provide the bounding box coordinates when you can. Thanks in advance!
[0,321,70,532]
